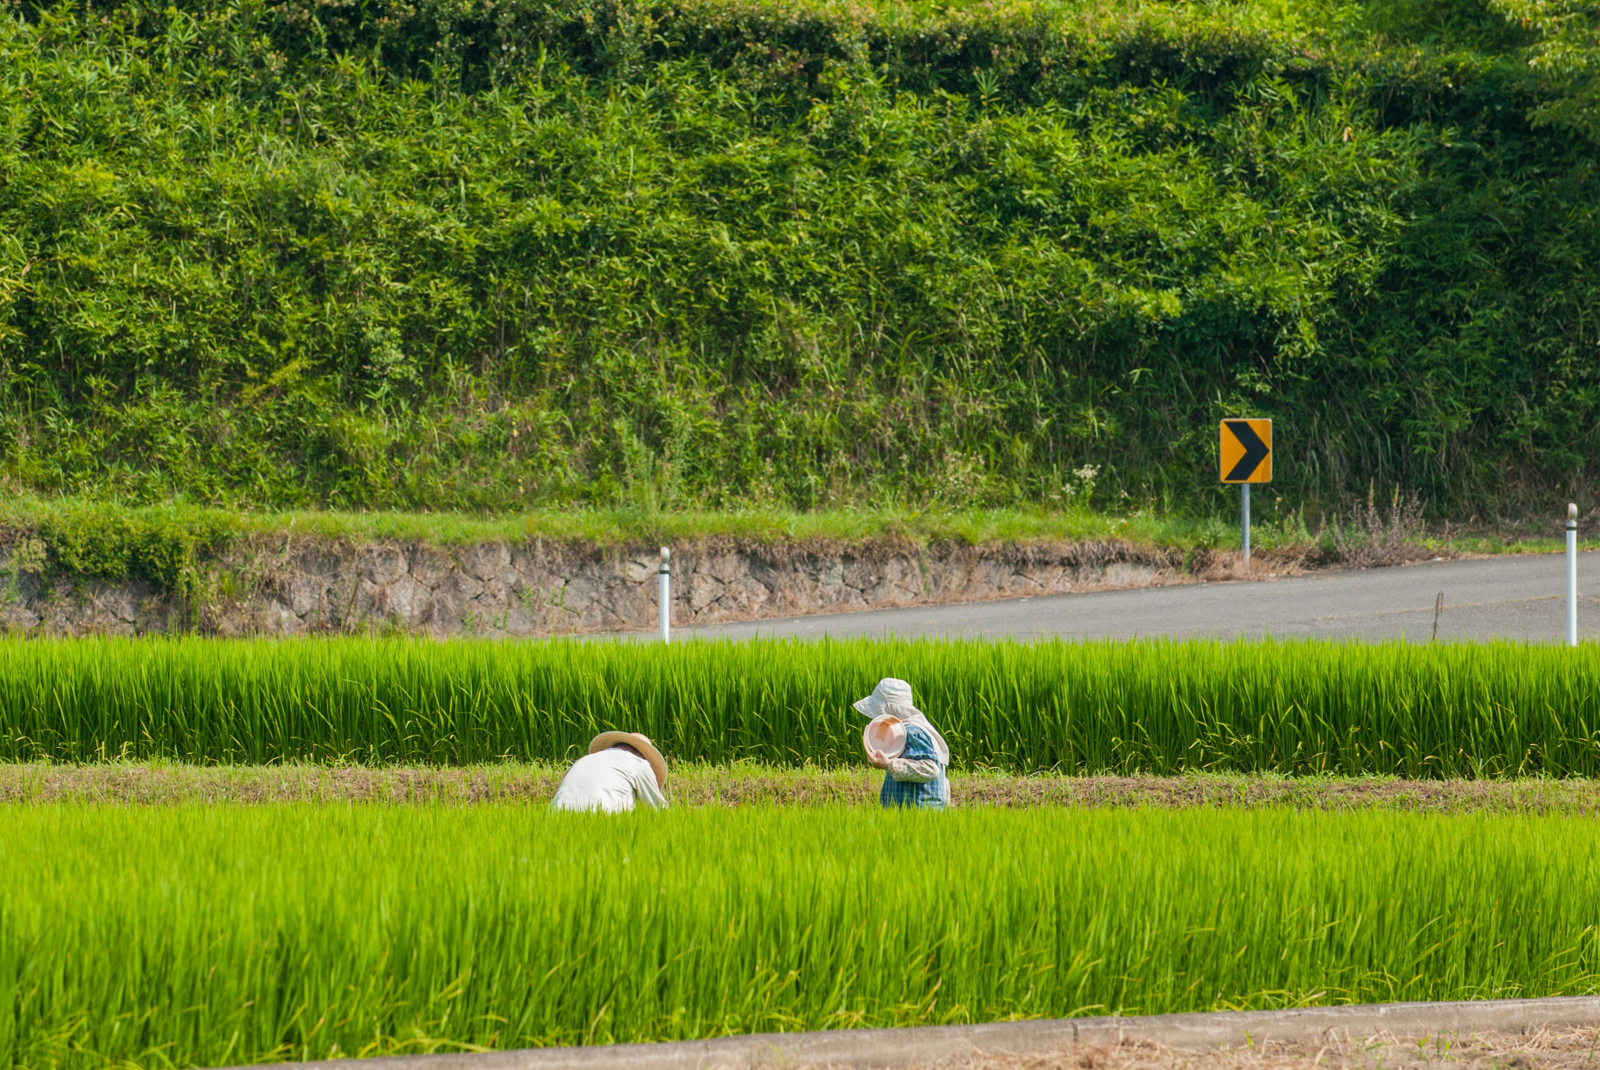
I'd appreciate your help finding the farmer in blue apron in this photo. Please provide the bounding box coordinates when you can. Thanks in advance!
[856,678,951,809]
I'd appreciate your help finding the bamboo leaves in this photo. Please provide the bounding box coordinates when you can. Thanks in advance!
[2,0,1594,512]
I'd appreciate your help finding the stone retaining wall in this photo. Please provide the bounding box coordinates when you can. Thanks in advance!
[0,536,1251,637]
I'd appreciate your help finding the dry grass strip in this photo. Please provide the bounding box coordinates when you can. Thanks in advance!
[3,762,1600,812]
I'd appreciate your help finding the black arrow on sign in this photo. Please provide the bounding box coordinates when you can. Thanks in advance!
[1223,420,1270,481]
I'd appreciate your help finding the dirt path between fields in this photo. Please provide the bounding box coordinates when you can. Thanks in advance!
[815,1028,1600,1070]
[5,762,1600,813]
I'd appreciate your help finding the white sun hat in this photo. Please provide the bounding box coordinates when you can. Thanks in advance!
[863,714,907,758]
[851,678,951,765]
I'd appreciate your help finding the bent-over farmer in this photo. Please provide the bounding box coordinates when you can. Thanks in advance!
[549,731,669,813]
[856,678,951,810]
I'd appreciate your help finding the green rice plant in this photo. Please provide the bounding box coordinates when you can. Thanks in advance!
[2,637,1599,776]
[2,805,1597,1069]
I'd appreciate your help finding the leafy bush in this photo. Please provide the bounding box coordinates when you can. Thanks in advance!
[29,503,238,601]
[0,0,1594,517]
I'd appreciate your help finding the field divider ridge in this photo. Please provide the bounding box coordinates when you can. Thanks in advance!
[262,996,1600,1070]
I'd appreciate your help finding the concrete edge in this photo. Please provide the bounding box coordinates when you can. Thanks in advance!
[268,996,1600,1070]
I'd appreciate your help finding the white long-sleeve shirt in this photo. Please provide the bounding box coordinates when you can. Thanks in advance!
[549,748,668,813]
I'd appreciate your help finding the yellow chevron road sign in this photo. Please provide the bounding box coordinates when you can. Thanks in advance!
[1220,419,1272,484]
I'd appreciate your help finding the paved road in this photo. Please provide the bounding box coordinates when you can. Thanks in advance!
[676,553,1600,643]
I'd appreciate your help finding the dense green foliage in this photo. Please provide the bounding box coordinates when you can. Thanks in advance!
[5,636,1600,776]
[0,0,1595,517]
[4,805,1598,1066]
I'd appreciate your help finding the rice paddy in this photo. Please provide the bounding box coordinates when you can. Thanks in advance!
[6,636,1599,1070]
[1,636,1597,776]
[3,805,1598,1069]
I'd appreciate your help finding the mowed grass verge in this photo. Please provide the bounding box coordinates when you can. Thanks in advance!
[3,637,1599,776]
[4,805,1598,1068]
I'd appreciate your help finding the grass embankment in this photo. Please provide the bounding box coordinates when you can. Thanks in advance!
[9,760,1600,813]
[5,806,1599,1067]
[3,494,1594,608]
[9,493,1594,552]
[0,494,1316,551]
[1,0,1597,516]
[5,637,1599,776]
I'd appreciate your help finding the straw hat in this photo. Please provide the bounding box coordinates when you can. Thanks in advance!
[589,731,668,789]
[863,714,907,759]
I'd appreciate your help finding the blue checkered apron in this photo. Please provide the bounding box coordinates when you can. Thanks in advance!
[879,772,950,809]
[878,724,950,810]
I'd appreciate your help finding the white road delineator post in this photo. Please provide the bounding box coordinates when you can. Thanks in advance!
[659,547,671,644]
[1567,504,1578,647]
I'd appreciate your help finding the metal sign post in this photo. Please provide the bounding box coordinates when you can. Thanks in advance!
[1220,419,1273,568]
[1568,505,1578,648]
[659,547,671,644]
[1242,485,1251,566]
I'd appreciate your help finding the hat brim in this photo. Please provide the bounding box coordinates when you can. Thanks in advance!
[855,695,925,722]
[589,731,668,789]
[862,714,906,759]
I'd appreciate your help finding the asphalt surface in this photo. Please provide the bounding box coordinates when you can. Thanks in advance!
[677,552,1600,643]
